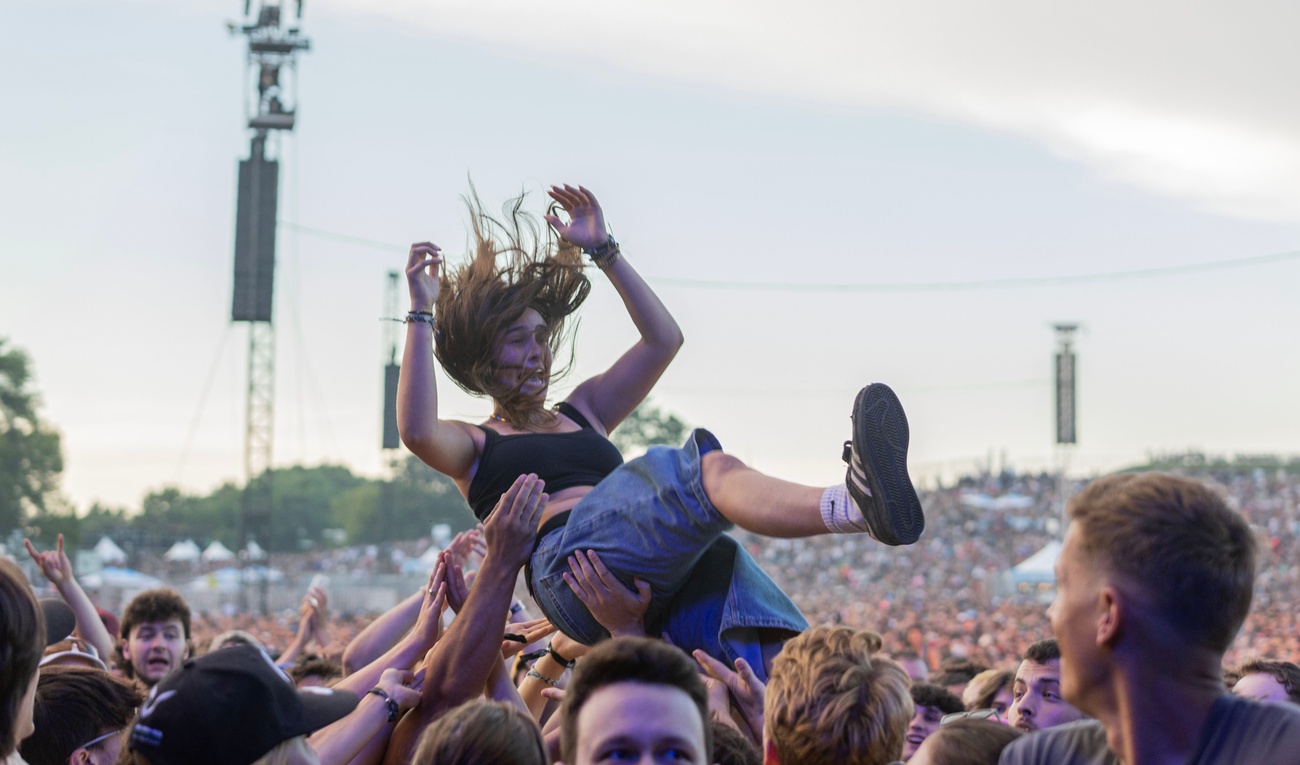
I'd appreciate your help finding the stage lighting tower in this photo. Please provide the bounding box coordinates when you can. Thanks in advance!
[228,0,310,613]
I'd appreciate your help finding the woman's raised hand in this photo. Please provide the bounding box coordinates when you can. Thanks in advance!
[406,242,442,311]
[544,185,608,251]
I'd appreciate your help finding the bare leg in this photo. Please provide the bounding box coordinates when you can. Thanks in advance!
[700,451,828,537]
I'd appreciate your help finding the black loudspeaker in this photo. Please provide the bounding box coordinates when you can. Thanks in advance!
[232,157,279,322]
[382,363,401,449]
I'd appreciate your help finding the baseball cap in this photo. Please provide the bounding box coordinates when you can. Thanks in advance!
[128,644,358,765]
[38,598,76,647]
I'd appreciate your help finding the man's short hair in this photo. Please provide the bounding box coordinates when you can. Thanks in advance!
[1068,473,1256,653]
[765,626,913,765]
[910,683,965,715]
[559,637,710,765]
[1237,658,1300,704]
[120,588,192,641]
[0,557,44,758]
[1021,639,1062,665]
[916,718,1022,763]
[413,699,546,765]
[19,665,144,765]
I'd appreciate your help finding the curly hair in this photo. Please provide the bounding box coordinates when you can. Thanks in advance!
[765,626,913,765]
[434,189,591,429]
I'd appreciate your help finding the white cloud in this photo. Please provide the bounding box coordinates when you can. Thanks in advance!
[315,0,1300,222]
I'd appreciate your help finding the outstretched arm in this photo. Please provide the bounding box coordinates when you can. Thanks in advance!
[25,535,116,661]
[396,241,479,479]
[545,185,683,434]
[382,474,547,764]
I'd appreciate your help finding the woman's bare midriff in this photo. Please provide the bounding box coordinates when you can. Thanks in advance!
[537,485,595,528]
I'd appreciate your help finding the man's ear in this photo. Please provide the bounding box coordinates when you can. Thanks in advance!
[1096,586,1122,648]
[763,737,780,765]
[120,638,131,663]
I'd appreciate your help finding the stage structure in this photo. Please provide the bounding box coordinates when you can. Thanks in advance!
[1052,323,1079,536]
[228,0,310,612]
[380,271,402,540]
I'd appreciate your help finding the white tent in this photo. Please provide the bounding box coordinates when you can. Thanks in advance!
[1009,540,1062,585]
[245,540,267,560]
[202,540,236,562]
[163,539,202,562]
[93,537,127,564]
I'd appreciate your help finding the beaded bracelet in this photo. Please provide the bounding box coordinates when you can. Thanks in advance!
[582,237,621,270]
[526,669,560,687]
[404,311,436,328]
[367,687,400,722]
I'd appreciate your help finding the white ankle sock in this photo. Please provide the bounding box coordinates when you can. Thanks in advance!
[820,484,870,534]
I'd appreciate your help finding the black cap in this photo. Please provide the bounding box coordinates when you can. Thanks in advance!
[38,598,76,647]
[128,644,358,765]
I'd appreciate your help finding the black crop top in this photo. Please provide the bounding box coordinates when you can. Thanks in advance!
[466,402,625,521]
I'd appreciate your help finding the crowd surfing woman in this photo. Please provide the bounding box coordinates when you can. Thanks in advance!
[397,184,924,678]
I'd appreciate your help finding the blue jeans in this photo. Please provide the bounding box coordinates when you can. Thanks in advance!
[527,429,808,681]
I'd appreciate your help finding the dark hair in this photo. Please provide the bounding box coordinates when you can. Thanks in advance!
[289,654,341,686]
[118,589,192,679]
[920,719,1022,765]
[434,189,591,430]
[412,699,546,765]
[910,683,965,715]
[19,665,143,765]
[560,637,710,765]
[1021,639,1061,665]
[1237,658,1300,703]
[0,557,44,757]
[1069,473,1256,652]
[711,720,761,765]
[932,657,986,688]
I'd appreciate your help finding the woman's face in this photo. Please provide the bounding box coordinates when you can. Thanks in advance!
[493,308,552,402]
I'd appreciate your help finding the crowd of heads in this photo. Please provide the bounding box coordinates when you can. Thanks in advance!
[2,468,1298,764]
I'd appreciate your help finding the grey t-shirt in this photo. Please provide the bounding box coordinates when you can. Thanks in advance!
[999,694,1300,765]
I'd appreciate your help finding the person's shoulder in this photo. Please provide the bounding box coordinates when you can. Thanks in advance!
[1201,693,1300,762]
[999,720,1117,765]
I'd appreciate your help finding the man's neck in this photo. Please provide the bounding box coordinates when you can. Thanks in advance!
[1095,660,1225,765]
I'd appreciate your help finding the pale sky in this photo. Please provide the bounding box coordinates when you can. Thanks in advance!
[2,0,1297,513]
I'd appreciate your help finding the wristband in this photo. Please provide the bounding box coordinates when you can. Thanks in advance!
[526,669,560,687]
[581,237,620,269]
[548,645,576,669]
[367,687,399,722]
[405,311,436,329]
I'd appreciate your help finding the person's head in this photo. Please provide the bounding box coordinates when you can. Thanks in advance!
[902,684,964,761]
[433,190,591,429]
[894,649,929,684]
[412,699,546,765]
[558,636,710,765]
[19,665,143,765]
[289,654,341,689]
[962,669,1014,717]
[765,626,913,765]
[1049,473,1256,712]
[907,719,1022,765]
[208,629,263,653]
[711,720,760,765]
[1232,658,1300,705]
[932,658,985,700]
[0,557,45,757]
[1006,640,1084,733]
[122,644,357,765]
[118,589,192,686]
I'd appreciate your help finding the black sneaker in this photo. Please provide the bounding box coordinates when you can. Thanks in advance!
[841,383,924,545]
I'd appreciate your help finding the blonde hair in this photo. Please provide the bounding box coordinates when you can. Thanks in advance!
[412,700,546,765]
[434,189,590,430]
[765,626,914,765]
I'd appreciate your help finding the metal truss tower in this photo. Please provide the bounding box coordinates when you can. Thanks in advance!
[229,0,310,612]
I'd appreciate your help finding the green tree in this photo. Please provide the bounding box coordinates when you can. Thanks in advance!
[609,400,690,456]
[333,456,473,545]
[0,338,64,534]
